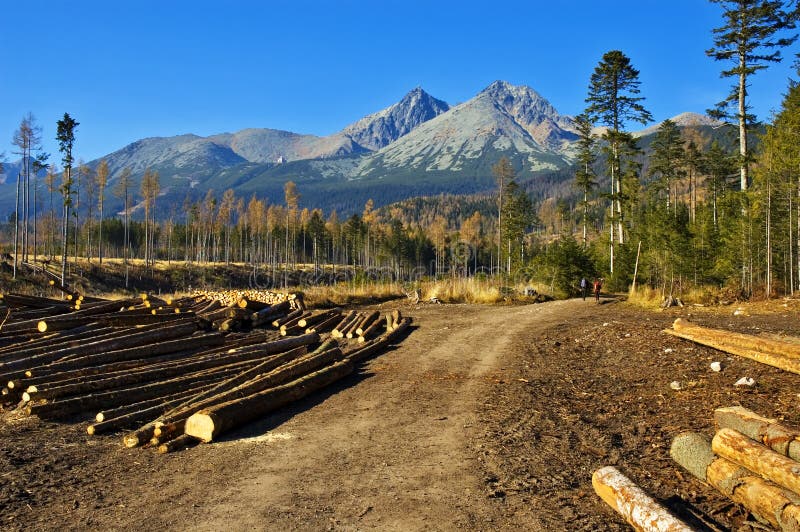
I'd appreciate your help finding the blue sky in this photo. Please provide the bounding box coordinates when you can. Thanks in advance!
[1,0,798,163]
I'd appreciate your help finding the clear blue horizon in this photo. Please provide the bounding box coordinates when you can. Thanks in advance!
[1,0,798,164]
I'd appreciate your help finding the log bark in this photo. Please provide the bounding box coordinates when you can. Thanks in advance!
[345,317,411,363]
[713,427,800,497]
[272,309,302,328]
[96,387,202,422]
[154,344,340,431]
[331,310,357,338]
[27,362,251,419]
[25,329,220,376]
[671,431,800,530]
[592,466,692,531]
[0,319,198,376]
[88,390,204,435]
[306,313,341,334]
[185,357,354,442]
[355,311,380,336]
[298,309,339,329]
[715,406,800,463]
[158,433,198,454]
[358,314,385,342]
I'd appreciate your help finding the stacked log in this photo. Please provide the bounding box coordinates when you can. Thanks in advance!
[671,406,800,530]
[0,291,410,452]
[0,292,412,453]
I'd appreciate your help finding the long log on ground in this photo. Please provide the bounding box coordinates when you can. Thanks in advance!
[26,361,253,419]
[358,314,385,342]
[24,329,220,377]
[25,336,256,400]
[272,309,302,328]
[96,387,202,422]
[715,406,800,463]
[158,433,198,454]
[1,293,72,309]
[3,305,72,321]
[237,297,270,311]
[298,309,340,329]
[185,357,354,442]
[664,321,800,376]
[161,343,317,419]
[591,466,692,531]
[670,318,800,359]
[153,343,339,435]
[306,313,341,334]
[121,334,321,448]
[88,389,209,435]
[0,320,199,376]
[713,427,800,497]
[279,312,311,333]
[93,311,196,328]
[345,317,412,363]
[355,311,380,336]
[0,325,117,361]
[671,431,800,530]
[331,310,357,338]
[251,300,291,327]
[24,298,143,333]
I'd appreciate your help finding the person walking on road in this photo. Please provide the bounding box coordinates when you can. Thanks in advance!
[580,277,588,301]
[593,278,602,303]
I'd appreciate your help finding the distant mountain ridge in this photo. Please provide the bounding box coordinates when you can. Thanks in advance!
[0,82,729,217]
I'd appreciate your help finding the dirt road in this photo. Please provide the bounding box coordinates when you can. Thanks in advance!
[5,297,799,530]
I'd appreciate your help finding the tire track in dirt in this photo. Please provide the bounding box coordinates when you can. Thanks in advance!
[186,300,588,531]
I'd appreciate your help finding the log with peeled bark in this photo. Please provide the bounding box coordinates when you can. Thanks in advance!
[715,406,800,463]
[331,310,357,338]
[591,466,692,531]
[665,320,800,376]
[0,319,199,377]
[185,357,354,442]
[671,431,800,530]
[391,309,402,329]
[670,318,800,359]
[26,361,252,419]
[712,427,800,497]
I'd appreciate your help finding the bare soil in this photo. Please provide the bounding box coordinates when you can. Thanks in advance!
[2,296,800,530]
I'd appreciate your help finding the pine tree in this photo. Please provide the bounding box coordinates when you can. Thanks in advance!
[585,50,652,275]
[706,0,798,190]
[574,113,597,247]
[648,119,685,211]
[55,113,78,288]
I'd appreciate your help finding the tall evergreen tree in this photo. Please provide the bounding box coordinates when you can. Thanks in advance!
[585,50,652,275]
[574,113,597,247]
[648,119,685,211]
[55,113,78,288]
[706,0,798,190]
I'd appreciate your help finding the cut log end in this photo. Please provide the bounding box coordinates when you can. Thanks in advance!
[184,411,218,442]
[37,321,47,333]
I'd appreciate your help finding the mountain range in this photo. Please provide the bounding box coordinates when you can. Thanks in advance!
[0,81,728,217]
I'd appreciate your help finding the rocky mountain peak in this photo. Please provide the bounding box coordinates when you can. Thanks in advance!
[340,87,450,151]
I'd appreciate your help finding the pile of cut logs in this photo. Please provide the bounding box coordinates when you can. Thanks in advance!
[672,407,800,531]
[0,290,410,453]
